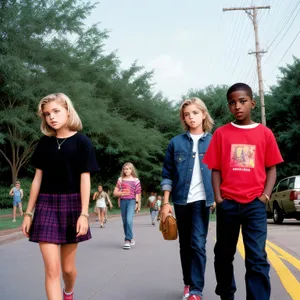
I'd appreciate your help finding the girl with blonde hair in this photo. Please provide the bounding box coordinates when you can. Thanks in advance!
[113,162,141,250]
[22,93,99,300]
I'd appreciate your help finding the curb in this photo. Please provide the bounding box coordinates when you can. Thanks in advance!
[0,211,150,246]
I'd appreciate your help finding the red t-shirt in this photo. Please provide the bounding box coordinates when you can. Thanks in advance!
[203,123,283,203]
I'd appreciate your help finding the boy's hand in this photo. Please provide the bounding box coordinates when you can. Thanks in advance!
[210,202,216,213]
[160,203,173,222]
[215,197,223,204]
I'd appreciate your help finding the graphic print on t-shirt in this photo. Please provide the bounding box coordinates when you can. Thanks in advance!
[230,144,256,171]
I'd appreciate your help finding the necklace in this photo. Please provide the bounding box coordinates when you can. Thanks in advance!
[56,138,67,150]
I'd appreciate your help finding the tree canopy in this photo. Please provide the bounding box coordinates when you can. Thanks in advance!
[1,0,299,196]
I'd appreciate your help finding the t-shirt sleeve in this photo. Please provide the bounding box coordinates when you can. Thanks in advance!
[79,136,100,173]
[30,137,45,170]
[265,130,283,167]
[116,179,122,190]
[135,179,142,195]
[203,130,221,170]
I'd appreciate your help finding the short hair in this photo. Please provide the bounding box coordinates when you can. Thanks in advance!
[15,181,20,185]
[120,162,138,178]
[227,83,253,99]
[179,97,214,132]
[37,93,82,136]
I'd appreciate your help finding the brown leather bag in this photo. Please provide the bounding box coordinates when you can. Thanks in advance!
[159,215,178,240]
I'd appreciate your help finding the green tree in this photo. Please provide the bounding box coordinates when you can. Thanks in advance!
[267,57,300,179]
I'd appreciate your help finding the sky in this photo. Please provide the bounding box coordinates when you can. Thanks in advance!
[86,0,300,102]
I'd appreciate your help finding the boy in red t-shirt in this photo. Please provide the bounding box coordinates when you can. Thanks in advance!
[203,83,283,300]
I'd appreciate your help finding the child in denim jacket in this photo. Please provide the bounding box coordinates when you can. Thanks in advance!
[160,97,215,300]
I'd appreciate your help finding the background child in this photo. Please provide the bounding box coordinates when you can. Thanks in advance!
[148,192,159,225]
[9,180,23,222]
[203,83,283,300]
[113,162,141,250]
[160,97,215,300]
[22,93,99,300]
[93,185,112,228]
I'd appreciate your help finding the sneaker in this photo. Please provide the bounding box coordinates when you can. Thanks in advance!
[183,285,190,299]
[12,218,16,222]
[130,239,135,246]
[188,296,202,300]
[104,218,107,223]
[63,289,74,300]
[123,241,131,250]
[152,222,155,225]
[100,224,104,228]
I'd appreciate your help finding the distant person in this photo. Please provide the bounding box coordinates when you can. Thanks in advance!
[93,185,112,228]
[113,162,141,250]
[203,83,283,300]
[9,180,23,222]
[156,195,162,221]
[21,93,99,300]
[148,192,159,225]
[160,97,215,300]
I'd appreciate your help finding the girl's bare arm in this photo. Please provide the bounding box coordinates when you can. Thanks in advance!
[26,169,43,212]
[80,172,90,215]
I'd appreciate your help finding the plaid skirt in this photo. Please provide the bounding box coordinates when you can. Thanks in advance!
[29,193,92,244]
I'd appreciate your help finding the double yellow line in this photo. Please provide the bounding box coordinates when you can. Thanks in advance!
[237,237,300,300]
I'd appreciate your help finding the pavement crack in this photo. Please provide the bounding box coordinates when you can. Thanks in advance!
[87,263,127,299]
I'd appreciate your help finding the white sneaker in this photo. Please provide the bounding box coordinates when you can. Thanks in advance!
[130,239,135,246]
[123,241,131,250]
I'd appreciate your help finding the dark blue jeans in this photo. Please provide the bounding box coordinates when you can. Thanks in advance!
[174,201,210,296]
[120,199,136,241]
[214,198,270,300]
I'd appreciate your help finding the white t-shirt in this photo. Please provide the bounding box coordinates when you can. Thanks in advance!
[187,133,206,203]
[148,195,156,203]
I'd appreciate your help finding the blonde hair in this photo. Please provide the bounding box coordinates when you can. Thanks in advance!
[120,162,138,178]
[179,97,214,132]
[15,181,20,185]
[37,93,82,136]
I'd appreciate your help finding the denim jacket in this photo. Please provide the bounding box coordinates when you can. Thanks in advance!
[161,131,214,206]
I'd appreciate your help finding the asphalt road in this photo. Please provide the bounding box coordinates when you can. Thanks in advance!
[0,214,299,300]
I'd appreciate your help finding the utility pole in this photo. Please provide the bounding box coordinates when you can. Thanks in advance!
[223,5,270,126]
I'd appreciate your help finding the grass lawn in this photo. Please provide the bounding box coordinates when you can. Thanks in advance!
[0,217,22,231]
[210,213,216,221]
[0,208,12,216]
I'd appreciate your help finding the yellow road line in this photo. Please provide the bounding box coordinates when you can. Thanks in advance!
[266,240,300,270]
[266,245,300,300]
[236,236,300,300]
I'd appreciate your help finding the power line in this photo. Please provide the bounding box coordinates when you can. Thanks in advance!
[273,27,300,71]
[265,1,300,63]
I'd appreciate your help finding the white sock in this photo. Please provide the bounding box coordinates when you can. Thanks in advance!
[64,288,73,295]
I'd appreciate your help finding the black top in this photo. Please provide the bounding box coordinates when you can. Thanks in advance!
[31,133,99,194]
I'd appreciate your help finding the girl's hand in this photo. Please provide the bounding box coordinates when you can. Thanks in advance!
[122,188,130,196]
[76,215,89,237]
[135,203,140,213]
[22,216,31,237]
[109,203,113,210]
[160,203,173,222]
[118,198,120,208]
